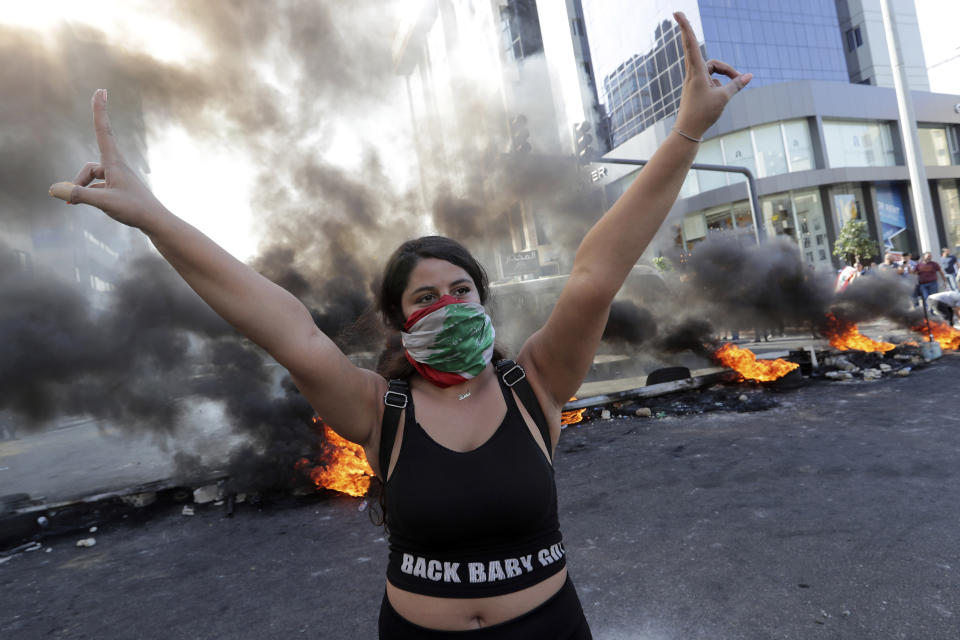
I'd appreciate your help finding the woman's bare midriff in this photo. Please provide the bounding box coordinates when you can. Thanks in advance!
[386,567,567,630]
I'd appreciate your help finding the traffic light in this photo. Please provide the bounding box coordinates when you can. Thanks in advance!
[575,121,595,165]
[509,114,531,154]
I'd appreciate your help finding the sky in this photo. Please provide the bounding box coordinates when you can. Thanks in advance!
[1,0,958,262]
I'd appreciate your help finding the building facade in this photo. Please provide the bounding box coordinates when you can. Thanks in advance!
[582,0,959,270]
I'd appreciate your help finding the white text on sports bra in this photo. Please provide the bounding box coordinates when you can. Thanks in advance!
[399,542,566,584]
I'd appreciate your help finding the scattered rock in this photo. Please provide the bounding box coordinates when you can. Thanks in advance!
[738,394,748,402]
[879,363,892,372]
[75,538,96,548]
[181,505,195,516]
[634,407,652,418]
[825,371,854,381]
[895,367,911,377]
[600,409,611,420]
[862,368,882,381]
[120,492,156,508]
[832,356,857,371]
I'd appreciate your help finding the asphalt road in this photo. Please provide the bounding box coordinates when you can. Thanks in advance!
[2,352,960,639]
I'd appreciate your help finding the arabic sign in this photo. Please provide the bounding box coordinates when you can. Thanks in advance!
[500,250,540,277]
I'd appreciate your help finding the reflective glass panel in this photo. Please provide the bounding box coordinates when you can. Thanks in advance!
[722,129,755,182]
[939,180,960,251]
[782,119,814,170]
[823,120,896,168]
[753,122,788,177]
[695,138,727,191]
[918,128,951,167]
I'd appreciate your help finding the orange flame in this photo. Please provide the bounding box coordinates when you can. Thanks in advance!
[561,397,586,425]
[713,343,799,381]
[902,340,919,347]
[911,319,960,350]
[822,313,895,352]
[297,419,373,497]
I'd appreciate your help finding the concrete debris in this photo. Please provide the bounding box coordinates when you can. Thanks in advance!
[181,505,195,516]
[89,526,97,533]
[738,395,748,402]
[879,364,892,372]
[862,368,883,381]
[75,538,96,548]
[825,371,854,381]
[634,407,652,418]
[896,367,912,377]
[600,409,611,420]
[120,492,157,508]
[826,356,857,371]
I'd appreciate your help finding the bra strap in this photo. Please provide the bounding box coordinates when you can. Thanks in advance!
[495,360,553,462]
[380,379,410,478]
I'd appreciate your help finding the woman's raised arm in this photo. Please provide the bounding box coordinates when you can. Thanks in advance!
[520,11,752,409]
[49,90,385,446]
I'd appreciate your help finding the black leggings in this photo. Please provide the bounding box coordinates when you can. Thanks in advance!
[378,576,593,639]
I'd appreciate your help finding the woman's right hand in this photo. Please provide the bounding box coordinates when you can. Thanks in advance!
[49,89,167,229]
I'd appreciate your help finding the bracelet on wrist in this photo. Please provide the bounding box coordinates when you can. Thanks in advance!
[672,127,703,143]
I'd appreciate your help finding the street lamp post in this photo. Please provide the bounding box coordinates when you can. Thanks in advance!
[599,157,767,242]
[880,0,939,254]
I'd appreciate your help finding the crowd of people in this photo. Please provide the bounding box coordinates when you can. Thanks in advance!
[837,247,960,327]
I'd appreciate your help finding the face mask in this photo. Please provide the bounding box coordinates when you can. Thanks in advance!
[401,295,495,388]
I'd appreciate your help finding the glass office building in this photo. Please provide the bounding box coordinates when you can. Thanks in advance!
[598,0,849,146]
[699,0,848,87]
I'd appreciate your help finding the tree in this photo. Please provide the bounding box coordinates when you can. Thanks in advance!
[832,219,880,265]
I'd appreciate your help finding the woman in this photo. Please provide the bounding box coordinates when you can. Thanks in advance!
[49,11,749,638]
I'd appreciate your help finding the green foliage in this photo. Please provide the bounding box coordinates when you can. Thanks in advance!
[832,219,880,265]
[652,256,673,273]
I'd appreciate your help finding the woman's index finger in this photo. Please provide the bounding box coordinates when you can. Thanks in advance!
[91,89,119,162]
[673,11,704,78]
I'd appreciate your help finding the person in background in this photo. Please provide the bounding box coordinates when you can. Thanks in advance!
[914,251,947,307]
[878,253,901,274]
[928,289,960,327]
[939,247,958,292]
[899,252,920,308]
[834,262,861,293]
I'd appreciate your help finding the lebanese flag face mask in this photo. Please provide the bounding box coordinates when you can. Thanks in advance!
[401,295,495,388]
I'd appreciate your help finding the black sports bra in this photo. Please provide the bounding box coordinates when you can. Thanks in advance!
[382,363,566,598]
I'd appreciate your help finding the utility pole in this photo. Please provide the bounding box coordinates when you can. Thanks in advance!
[880,0,939,253]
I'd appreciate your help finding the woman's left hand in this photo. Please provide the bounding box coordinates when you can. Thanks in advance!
[672,11,752,139]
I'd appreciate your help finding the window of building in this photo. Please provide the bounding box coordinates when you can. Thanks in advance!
[855,27,862,47]
[753,122,788,177]
[938,180,960,252]
[760,190,832,271]
[918,127,952,167]
[721,129,756,183]
[782,119,814,171]
[823,119,896,168]
[829,183,867,230]
[694,138,727,192]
